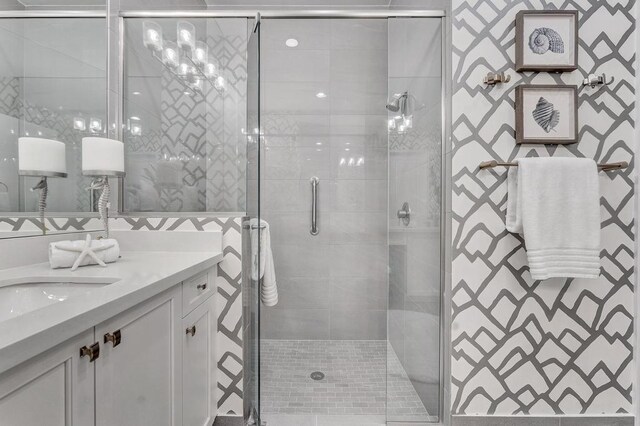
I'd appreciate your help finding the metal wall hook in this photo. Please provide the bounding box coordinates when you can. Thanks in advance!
[582,73,615,88]
[483,72,511,86]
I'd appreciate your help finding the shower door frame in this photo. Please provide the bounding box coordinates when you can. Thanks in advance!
[115,9,451,425]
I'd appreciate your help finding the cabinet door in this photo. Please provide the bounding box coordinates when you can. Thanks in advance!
[182,296,216,426]
[0,329,95,426]
[95,287,182,426]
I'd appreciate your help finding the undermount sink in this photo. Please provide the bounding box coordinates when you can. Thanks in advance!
[0,279,118,323]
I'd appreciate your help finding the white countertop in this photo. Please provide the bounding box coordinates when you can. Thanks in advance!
[0,249,223,375]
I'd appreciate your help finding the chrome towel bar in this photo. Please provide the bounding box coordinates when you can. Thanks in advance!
[242,223,266,230]
[479,160,629,172]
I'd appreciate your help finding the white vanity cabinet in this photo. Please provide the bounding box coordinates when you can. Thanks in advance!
[0,329,95,426]
[182,296,217,426]
[0,267,219,426]
[95,286,183,426]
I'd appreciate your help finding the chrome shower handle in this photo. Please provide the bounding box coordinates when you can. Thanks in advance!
[310,177,319,236]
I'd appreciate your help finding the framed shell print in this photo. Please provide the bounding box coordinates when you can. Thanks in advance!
[515,85,578,145]
[516,10,578,72]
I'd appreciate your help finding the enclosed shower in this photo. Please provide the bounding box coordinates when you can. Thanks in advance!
[246,13,445,426]
[117,9,443,425]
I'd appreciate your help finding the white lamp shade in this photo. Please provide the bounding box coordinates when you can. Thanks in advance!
[18,137,67,177]
[82,137,125,176]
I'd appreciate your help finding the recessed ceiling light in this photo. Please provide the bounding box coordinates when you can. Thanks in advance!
[316,92,327,99]
[132,91,141,95]
[285,38,299,48]
[130,116,140,121]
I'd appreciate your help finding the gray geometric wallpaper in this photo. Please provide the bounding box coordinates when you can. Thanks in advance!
[0,217,103,234]
[452,0,635,416]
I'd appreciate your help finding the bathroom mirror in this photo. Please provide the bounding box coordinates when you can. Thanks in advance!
[0,16,107,238]
[122,17,247,213]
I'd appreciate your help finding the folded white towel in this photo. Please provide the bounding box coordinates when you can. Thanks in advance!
[506,157,601,280]
[250,218,278,306]
[49,238,120,269]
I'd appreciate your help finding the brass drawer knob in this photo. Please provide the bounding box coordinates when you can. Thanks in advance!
[186,325,196,337]
[104,330,122,347]
[197,283,207,291]
[80,342,100,362]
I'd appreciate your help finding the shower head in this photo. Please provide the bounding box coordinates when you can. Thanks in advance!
[386,92,413,115]
[386,94,402,112]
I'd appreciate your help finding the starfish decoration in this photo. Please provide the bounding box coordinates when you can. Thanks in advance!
[54,234,116,271]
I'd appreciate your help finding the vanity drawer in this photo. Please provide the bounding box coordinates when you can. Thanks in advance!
[182,269,215,316]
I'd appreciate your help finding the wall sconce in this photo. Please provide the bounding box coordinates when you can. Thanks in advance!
[193,41,208,66]
[18,137,68,234]
[82,137,125,238]
[214,75,226,91]
[143,19,224,95]
[128,117,142,136]
[89,118,102,133]
[177,20,196,51]
[143,20,163,52]
[163,41,180,69]
[73,116,86,131]
[204,61,218,79]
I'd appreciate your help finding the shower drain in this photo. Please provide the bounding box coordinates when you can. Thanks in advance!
[310,371,325,381]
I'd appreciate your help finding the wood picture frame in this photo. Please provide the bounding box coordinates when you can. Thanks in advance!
[515,10,579,72]
[515,85,578,145]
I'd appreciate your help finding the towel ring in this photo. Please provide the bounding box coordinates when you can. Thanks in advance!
[0,181,8,192]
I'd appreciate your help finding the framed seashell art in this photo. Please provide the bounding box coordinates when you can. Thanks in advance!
[515,85,578,145]
[515,10,578,72]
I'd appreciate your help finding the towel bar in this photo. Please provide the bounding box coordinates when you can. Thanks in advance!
[241,223,266,230]
[479,160,629,172]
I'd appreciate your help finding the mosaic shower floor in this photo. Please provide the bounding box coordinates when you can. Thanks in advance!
[260,340,431,424]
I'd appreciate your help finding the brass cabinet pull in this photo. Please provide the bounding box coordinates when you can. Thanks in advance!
[186,325,196,337]
[197,283,207,291]
[80,342,100,362]
[104,330,122,347]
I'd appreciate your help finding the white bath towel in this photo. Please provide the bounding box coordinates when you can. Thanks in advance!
[506,157,601,280]
[49,238,120,269]
[250,218,278,306]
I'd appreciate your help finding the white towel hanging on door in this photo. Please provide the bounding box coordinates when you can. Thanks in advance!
[250,218,278,306]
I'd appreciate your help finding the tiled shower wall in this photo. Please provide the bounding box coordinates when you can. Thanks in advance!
[452,0,635,417]
[259,19,389,340]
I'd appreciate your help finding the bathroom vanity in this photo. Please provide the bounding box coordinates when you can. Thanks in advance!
[0,231,224,426]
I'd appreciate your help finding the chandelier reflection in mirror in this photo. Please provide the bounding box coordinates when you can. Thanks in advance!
[142,20,226,94]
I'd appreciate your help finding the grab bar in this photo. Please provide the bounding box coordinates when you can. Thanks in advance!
[310,176,319,236]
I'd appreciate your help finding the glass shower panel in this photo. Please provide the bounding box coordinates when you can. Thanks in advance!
[243,17,261,426]
[0,18,106,213]
[122,17,247,213]
[387,17,443,423]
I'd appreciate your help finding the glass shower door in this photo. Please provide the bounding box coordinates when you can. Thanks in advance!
[387,17,444,424]
[243,16,261,426]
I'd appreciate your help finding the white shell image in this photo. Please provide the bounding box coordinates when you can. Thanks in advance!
[529,27,565,55]
[532,97,560,133]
